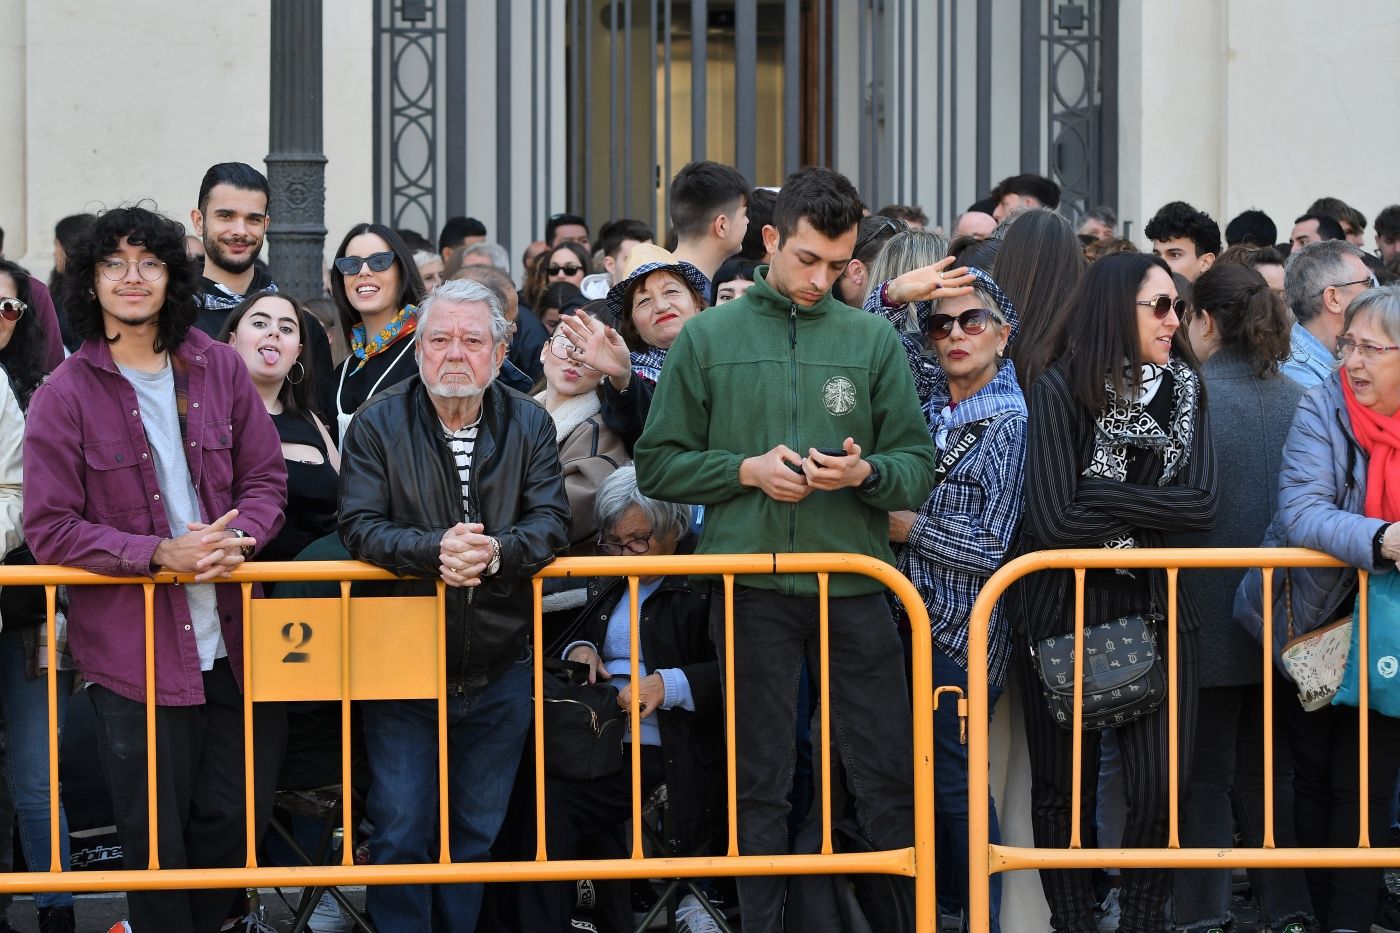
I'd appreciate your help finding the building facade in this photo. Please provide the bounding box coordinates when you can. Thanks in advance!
[3,1,1399,278]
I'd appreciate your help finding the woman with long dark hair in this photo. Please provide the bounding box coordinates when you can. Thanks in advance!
[0,259,76,932]
[1169,263,1315,932]
[329,223,427,439]
[221,290,339,564]
[1017,252,1217,933]
[996,208,1086,392]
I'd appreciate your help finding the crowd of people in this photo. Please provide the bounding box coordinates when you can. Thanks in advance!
[0,156,1398,933]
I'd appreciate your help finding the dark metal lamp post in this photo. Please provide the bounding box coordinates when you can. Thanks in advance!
[266,0,328,302]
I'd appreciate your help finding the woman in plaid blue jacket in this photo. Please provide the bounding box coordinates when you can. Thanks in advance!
[866,260,1026,933]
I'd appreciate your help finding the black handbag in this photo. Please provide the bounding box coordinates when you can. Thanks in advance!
[541,658,628,780]
[1032,612,1165,731]
[0,544,47,630]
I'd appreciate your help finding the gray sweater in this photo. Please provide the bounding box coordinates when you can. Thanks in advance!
[1168,348,1303,688]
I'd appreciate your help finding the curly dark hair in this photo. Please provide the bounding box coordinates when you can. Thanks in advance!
[60,206,199,353]
[1190,263,1290,378]
[0,261,51,410]
[1143,201,1222,259]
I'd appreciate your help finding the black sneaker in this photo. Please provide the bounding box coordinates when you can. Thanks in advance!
[38,907,74,933]
[1375,892,1400,933]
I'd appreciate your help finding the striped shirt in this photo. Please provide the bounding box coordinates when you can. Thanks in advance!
[440,415,481,519]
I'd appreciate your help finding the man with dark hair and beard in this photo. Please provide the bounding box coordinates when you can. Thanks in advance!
[24,205,287,933]
[190,161,335,412]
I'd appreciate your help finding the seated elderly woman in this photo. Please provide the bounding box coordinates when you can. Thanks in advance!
[1238,284,1400,933]
[864,258,1025,933]
[520,465,723,933]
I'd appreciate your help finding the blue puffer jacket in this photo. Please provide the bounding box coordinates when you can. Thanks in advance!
[1234,373,1392,675]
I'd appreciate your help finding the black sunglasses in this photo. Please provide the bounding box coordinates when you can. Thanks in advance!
[335,251,397,275]
[925,308,993,341]
[0,298,25,323]
[1135,295,1187,319]
[854,216,902,258]
[548,263,584,276]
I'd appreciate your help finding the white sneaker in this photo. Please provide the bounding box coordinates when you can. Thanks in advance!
[307,890,351,933]
[1096,888,1121,931]
[675,893,722,933]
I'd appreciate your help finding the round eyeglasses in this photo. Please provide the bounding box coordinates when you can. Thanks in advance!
[97,258,167,282]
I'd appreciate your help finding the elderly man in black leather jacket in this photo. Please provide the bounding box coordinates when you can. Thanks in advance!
[339,277,569,933]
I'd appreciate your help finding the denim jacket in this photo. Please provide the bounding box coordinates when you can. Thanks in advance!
[22,329,287,704]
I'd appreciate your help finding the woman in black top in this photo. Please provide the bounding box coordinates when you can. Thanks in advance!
[328,223,427,441]
[222,290,339,562]
[1016,253,1218,933]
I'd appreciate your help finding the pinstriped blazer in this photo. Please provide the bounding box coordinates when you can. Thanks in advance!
[1014,360,1219,642]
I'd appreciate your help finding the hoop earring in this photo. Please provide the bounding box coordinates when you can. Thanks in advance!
[286,360,305,385]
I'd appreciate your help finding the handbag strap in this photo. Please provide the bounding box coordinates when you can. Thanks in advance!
[1284,571,1294,643]
[931,417,995,486]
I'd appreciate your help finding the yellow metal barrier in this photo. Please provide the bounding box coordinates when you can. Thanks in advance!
[3,554,941,930]
[964,547,1392,933]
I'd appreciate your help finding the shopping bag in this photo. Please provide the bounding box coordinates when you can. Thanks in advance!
[1334,571,1400,717]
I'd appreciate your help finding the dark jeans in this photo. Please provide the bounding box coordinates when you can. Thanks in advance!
[933,647,1003,933]
[1281,697,1400,932]
[0,625,72,908]
[1174,680,1313,931]
[361,652,532,933]
[89,658,284,933]
[1016,623,1198,933]
[709,585,915,933]
[517,745,665,932]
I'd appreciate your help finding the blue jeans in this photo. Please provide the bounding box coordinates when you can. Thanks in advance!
[0,625,72,908]
[933,647,1002,933]
[361,653,532,933]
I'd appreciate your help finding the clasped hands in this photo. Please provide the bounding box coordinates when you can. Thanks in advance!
[440,522,495,588]
[153,508,254,583]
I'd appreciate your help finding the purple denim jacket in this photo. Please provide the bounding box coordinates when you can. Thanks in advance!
[23,328,287,705]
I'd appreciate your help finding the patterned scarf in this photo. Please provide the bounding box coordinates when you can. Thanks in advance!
[631,346,668,383]
[350,305,418,373]
[1085,357,1198,550]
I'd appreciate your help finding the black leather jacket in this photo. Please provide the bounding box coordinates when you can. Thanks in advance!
[339,376,570,692]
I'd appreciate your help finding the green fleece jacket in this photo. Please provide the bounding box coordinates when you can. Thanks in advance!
[634,266,937,596]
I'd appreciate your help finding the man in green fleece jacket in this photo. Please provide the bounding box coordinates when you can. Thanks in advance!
[635,166,937,931]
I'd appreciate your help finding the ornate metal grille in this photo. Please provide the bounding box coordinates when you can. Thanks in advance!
[1022,0,1119,219]
[372,0,450,239]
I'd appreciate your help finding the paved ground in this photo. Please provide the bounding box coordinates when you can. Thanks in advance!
[1,888,368,932]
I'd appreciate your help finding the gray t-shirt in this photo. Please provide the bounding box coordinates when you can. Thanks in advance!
[118,362,226,670]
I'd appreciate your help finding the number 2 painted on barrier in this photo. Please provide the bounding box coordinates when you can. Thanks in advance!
[281,621,313,663]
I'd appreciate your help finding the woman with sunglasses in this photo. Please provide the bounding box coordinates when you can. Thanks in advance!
[865,258,1025,933]
[0,260,76,932]
[329,223,427,440]
[544,243,591,289]
[1016,252,1216,933]
[534,328,629,617]
[521,465,723,933]
[1237,286,1400,933]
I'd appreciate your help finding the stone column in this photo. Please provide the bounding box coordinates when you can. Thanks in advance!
[265,0,328,302]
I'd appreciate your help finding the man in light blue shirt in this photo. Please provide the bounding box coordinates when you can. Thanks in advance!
[1281,239,1375,387]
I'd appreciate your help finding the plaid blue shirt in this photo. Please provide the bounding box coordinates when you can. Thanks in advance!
[865,272,1027,684]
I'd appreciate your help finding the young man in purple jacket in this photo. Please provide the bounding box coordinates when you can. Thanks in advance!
[23,207,286,933]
